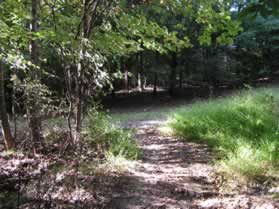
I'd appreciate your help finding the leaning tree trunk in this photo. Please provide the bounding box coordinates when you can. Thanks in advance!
[0,63,15,150]
[29,0,42,149]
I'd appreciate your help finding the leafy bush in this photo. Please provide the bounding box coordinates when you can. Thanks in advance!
[86,106,141,160]
[169,88,279,181]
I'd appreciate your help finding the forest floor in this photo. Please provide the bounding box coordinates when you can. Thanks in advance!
[101,120,278,209]
[1,87,279,209]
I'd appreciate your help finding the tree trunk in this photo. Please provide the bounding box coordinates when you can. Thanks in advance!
[169,53,177,96]
[71,0,114,143]
[124,63,129,90]
[143,75,147,89]
[73,0,100,143]
[74,58,84,143]
[74,96,82,143]
[138,51,144,92]
[0,63,15,150]
[12,77,17,140]
[179,69,183,89]
[29,0,42,147]
[153,72,158,96]
[137,72,142,92]
[111,82,116,98]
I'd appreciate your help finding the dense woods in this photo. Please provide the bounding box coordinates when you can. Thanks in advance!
[0,0,279,208]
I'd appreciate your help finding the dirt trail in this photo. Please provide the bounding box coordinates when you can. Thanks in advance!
[104,123,216,209]
[102,122,278,209]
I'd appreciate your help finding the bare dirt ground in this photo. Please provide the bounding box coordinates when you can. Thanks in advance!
[102,122,278,209]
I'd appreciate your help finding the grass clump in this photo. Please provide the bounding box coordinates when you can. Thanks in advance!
[86,105,141,160]
[169,88,279,182]
[96,152,137,173]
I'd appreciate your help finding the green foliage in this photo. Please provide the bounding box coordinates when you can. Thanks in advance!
[240,0,279,19]
[233,16,279,82]
[196,3,242,46]
[235,17,279,49]
[86,106,141,160]
[169,88,279,181]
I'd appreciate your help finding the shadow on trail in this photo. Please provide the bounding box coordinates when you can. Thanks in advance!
[103,127,217,209]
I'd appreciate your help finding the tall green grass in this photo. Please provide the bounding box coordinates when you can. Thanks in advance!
[86,106,141,160]
[169,88,279,181]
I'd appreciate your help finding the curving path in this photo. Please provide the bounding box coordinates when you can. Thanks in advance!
[104,123,217,209]
[102,122,278,209]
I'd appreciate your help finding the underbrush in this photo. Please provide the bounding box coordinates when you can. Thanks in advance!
[0,106,141,208]
[86,106,141,161]
[169,88,279,184]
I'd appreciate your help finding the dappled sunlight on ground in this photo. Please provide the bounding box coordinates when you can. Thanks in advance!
[104,126,217,209]
[102,124,278,209]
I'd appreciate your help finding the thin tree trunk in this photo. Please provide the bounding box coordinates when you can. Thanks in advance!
[73,0,87,144]
[137,72,142,92]
[74,51,84,143]
[153,72,158,96]
[140,52,144,91]
[179,69,183,89]
[110,63,116,99]
[153,53,159,96]
[169,52,177,96]
[75,95,82,143]
[12,79,17,140]
[124,63,129,90]
[29,0,42,148]
[111,82,116,98]
[143,74,147,89]
[0,63,15,150]
[73,0,98,143]
[73,0,112,143]
[138,51,144,92]
[62,61,74,145]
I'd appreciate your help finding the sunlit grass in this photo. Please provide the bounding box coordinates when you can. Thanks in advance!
[86,107,142,160]
[97,152,137,173]
[169,88,279,183]
[158,125,174,136]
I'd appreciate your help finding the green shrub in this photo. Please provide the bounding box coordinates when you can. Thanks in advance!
[169,88,279,181]
[86,106,141,160]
